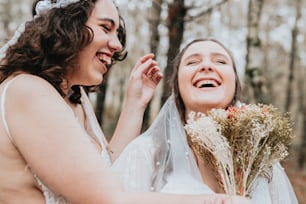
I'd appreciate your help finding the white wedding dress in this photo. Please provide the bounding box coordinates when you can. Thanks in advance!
[112,96,299,204]
[0,77,111,204]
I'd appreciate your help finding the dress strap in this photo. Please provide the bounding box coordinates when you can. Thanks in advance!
[1,76,19,145]
[79,87,109,149]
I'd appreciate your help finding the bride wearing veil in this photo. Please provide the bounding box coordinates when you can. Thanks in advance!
[112,38,299,204]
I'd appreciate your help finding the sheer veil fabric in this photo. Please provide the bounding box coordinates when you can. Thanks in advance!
[112,95,216,194]
[112,95,299,204]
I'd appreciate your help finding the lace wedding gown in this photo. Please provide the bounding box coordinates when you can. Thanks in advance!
[0,77,111,204]
[112,96,299,204]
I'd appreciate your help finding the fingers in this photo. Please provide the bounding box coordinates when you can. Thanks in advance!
[207,194,252,204]
[222,195,233,204]
[133,53,155,70]
[203,195,224,204]
[131,54,156,77]
[203,194,253,204]
[225,195,253,204]
[146,66,163,84]
[151,71,163,84]
[140,53,155,63]
[131,53,163,84]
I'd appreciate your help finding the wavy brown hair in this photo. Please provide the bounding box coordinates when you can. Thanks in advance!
[170,38,242,123]
[0,0,127,103]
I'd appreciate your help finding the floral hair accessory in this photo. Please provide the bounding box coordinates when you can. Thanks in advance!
[0,0,80,60]
[35,0,80,16]
[0,23,25,60]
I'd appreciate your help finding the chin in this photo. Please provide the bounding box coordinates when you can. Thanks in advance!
[91,74,104,85]
[192,102,225,113]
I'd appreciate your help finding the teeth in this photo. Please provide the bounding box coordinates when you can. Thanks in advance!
[98,54,111,65]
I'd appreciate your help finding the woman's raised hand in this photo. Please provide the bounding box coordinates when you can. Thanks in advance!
[108,54,162,160]
[125,53,162,110]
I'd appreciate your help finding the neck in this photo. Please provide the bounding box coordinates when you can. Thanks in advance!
[61,78,74,95]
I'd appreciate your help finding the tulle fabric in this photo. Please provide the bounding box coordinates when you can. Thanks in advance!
[269,163,299,204]
[112,95,299,203]
[112,95,209,193]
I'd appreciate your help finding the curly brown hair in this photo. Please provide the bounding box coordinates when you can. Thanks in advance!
[170,38,242,123]
[0,0,127,103]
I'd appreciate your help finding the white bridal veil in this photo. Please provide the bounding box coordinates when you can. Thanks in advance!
[112,95,212,193]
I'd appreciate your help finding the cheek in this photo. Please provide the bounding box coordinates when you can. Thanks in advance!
[178,67,192,84]
[225,73,237,98]
[89,28,103,46]
[178,70,188,92]
[223,69,236,84]
[94,29,108,43]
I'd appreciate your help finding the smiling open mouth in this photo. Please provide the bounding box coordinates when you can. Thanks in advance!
[195,79,220,88]
[200,83,215,88]
[97,53,112,66]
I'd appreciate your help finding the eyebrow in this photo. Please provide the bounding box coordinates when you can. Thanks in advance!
[211,53,229,59]
[182,53,202,63]
[98,17,116,27]
[183,52,230,63]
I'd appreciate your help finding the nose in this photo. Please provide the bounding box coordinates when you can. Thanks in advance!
[108,33,123,53]
[199,58,214,72]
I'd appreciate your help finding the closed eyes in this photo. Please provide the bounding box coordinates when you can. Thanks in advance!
[183,53,230,66]
[215,59,227,64]
[101,25,111,32]
[186,60,200,65]
[98,18,116,33]
[186,59,227,65]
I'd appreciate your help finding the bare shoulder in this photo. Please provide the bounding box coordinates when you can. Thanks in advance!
[3,74,69,115]
[4,74,71,131]
[4,74,61,100]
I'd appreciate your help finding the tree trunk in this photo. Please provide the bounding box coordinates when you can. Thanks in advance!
[298,83,306,169]
[297,0,306,168]
[297,46,306,170]
[298,93,306,169]
[285,0,301,112]
[149,0,163,56]
[161,0,186,105]
[244,0,266,103]
[142,0,163,131]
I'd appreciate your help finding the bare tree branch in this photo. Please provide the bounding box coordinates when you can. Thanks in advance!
[184,0,229,22]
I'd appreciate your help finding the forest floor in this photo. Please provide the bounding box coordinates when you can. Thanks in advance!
[284,149,306,204]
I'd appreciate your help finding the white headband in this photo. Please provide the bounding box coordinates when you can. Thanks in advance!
[0,0,81,61]
[35,0,80,16]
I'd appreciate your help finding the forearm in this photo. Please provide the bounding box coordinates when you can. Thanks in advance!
[108,102,145,161]
[116,192,251,204]
[116,192,213,204]
[107,54,162,161]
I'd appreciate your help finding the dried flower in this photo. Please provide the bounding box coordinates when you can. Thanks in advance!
[185,103,294,197]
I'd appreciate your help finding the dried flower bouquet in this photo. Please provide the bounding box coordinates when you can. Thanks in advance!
[185,104,294,197]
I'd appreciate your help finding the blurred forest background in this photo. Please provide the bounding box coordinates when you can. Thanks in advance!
[0,0,305,202]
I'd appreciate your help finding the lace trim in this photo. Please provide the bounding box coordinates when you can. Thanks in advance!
[34,174,67,204]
